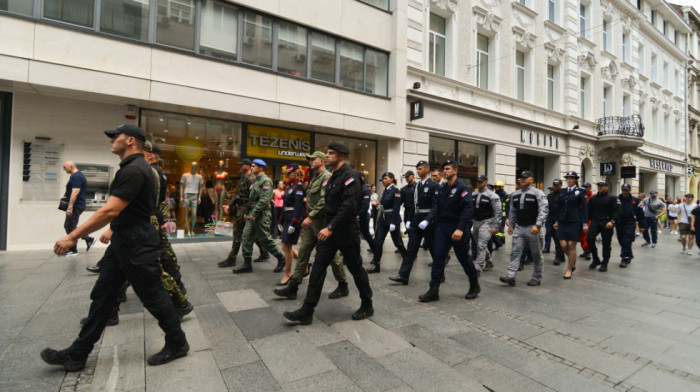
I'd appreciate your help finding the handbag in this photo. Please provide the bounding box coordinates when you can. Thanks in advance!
[58,197,69,211]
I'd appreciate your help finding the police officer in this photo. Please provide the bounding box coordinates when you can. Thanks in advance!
[587,180,619,272]
[274,152,348,300]
[219,159,269,268]
[401,171,417,234]
[284,142,373,324]
[616,183,643,268]
[554,171,589,279]
[389,160,439,284]
[499,171,548,287]
[471,175,502,273]
[367,172,406,273]
[45,124,188,371]
[278,164,306,282]
[358,173,375,251]
[234,159,285,273]
[579,182,594,260]
[546,179,566,265]
[419,160,480,302]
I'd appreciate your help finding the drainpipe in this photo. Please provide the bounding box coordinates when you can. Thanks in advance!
[686,32,690,195]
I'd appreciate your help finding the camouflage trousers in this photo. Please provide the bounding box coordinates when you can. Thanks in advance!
[228,212,269,260]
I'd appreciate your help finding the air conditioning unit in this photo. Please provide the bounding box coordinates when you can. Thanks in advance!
[295,53,306,62]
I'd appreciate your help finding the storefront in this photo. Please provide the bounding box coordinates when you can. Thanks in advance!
[428,135,486,185]
[638,155,685,198]
[140,109,377,237]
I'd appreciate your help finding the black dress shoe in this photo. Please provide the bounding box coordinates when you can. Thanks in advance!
[40,348,87,372]
[147,343,189,366]
[542,249,550,254]
[499,276,516,286]
[366,264,380,274]
[85,237,95,252]
[86,265,101,274]
[352,303,374,320]
[526,279,540,286]
[80,314,119,327]
[553,260,561,266]
[388,275,409,285]
[276,278,290,286]
[589,260,601,269]
[283,308,313,325]
[598,264,608,272]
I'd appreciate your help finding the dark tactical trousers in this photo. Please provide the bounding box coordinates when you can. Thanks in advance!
[68,223,186,358]
[616,221,636,260]
[397,214,434,278]
[228,212,268,259]
[358,213,375,250]
[64,207,90,253]
[291,219,346,285]
[431,221,477,285]
[373,215,404,263]
[303,221,372,310]
[587,220,614,263]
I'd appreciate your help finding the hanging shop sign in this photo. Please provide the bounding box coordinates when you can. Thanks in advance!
[246,124,311,162]
[520,129,560,149]
[410,100,424,121]
[600,162,616,176]
[620,166,636,178]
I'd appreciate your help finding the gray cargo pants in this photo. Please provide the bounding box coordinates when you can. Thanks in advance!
[507,224,543,282]
[472,218,496,271]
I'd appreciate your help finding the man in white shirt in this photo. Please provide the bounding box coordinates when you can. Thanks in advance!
[678,194,697,255]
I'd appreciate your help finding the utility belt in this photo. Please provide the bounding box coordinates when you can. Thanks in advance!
[617,218,636,224]
[283,206,295,211]
[592,216,612,221]
[474,214,493,221]
[415,208,431,214]
[384,208,394,213]
[516,220,537,226]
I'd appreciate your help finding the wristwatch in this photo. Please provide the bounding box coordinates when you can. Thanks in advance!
[327,223,334,231]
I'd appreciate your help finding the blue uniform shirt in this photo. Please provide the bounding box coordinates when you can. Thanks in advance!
[557,186,589,224]
[616,194,643,223]
[358,184,371,216]
[380,184,402,225]
[282,180,306,228]
[436,179,473,232]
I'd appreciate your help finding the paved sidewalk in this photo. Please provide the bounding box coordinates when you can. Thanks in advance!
[1,230,700,392]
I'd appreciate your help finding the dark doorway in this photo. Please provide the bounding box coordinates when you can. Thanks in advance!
[516,153,545,190]
[0,92,11,250]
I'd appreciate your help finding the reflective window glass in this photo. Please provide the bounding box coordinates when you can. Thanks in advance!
[44,0,94,28]
[310,32,335,83]
[359,0,389,11]
[100,0,149,41]
[277,21,307,77]
[0,0,33,16]
[365,49,387,95]
[156,0,195,50]
[340,41,364,90]
[200,0,237,61]
[315,134,376,185]
[241,11,273,68]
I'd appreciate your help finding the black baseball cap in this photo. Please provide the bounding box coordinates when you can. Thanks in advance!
[403,171,415,178]
[552,179,562,185]
[104,124,146,142]
[621,183,631,190]
[151,145,162,155]
[476,175,488,182]
[583,182,592,188]
[416,160,429,168]
[596,180,607,186]
[519,171,534,179]
[237,159,252,166]
[328,141,350,155]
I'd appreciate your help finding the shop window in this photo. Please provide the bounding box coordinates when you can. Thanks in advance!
[339,41,364,90]
[429,13,446,76]
[44,0,94,28]
[277,21,307,77]
[310,32,336,83]
[100,0,150,41]
[199,0,238,61]
[314,134,376,185]
[141,110,242,236]
[365,49,388,95]
[240,11,273,68]
[429,136,486,186]
[0,0,32,16]
[358,0,390,11]
[156,0,195,50]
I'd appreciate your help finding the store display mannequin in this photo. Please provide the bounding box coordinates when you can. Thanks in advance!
[180,162,203,236]
[213,160,229,222]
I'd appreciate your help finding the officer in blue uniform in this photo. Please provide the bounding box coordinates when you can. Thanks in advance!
[278,164,306,280]
[554,171,589,279]
[616,183,644,268]
[419,160,480,302]
[358,173,375,251]
[367,172,406,273]
[389,160,439,284]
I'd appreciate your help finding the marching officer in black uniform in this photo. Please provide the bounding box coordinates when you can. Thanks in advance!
[358,173,375,251]
[284,141,373,325]
[401,171,416,234]
[389,161,439,284]
[367,172,406,273]
[587,180,619,272]
[616,183,644,268]
[546,179,566,265]
[419,160,480,302]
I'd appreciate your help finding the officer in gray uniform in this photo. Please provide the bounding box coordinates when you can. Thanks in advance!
[499,171,548,287]
[471,175,502,273]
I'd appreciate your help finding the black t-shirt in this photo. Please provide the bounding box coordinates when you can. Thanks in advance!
[109,153,156,229]
[692,205,700,228]
[64,171,87,208]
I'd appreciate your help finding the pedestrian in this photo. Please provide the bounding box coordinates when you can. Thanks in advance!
[640,190,666,248]
[61,161,95,256]
[273,152,348,300]
[233,159,285,273]
[678,194,696,255]
[545,179,566,265]
[667,198,679,234]
[277,165,305,284]
[284,142,373,325]
[586,180,618,272]
[578,182,594,260]
[43,124,188,372]
[218,159,269,269]
[553,171,588,279]
[499,171,548,287]
[470,175,501,273]
[616,183,644,267]
[358,173,375,252]
[271,180,285,239]
[419,160,480,302]
[431,169,443,184]
[690,203,700,255]
[389,160,439,285]
[366,172,406,273]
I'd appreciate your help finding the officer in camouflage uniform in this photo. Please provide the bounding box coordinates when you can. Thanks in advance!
[234,159,285,273]
[274,151,348,300]
[218,159,269,268]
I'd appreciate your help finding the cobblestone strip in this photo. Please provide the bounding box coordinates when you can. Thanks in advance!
[370,282,653,392]
[576,275,700,304]
[58,342,100,392]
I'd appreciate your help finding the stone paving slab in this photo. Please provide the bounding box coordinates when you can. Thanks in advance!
[331,319,412,359]
[625,365,700,392]
[220,361,282,392]
[146,350,228,392]
[318,340,404,392]
[281,369,364,392]
[454,355,556,392]
[216,289,269,313]
[392,324,480,366]
[230,307,291,341]
[91,313,145,392]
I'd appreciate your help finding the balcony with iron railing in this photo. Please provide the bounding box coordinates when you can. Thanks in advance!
[596,114,645,148]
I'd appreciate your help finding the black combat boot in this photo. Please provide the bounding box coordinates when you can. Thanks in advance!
[352,300,374,320]
[598,262,608,272]
[465,277,481,300]
[175,300,194,319]
[620,258,630,268]
[328,281,349,299]
[40,348,87,372]
[283,306,313,325]
[273,254,285,273]
[580,250,591,260]
[148,342,189,366]
[253,252,270,263]
[233,257,253,274]
[366,262,380,273]
[418,282,440,302]
[273,281,298,299]
[217,257,236,268]
[589,258,601,269]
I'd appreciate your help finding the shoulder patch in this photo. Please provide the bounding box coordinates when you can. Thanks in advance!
[322,179,329,186]
[249,184,254,189]
[262,185,271,189]
[296,190,304,195]
[461,190,468,197]
[394,193,401,197]
[344,177,354,186]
